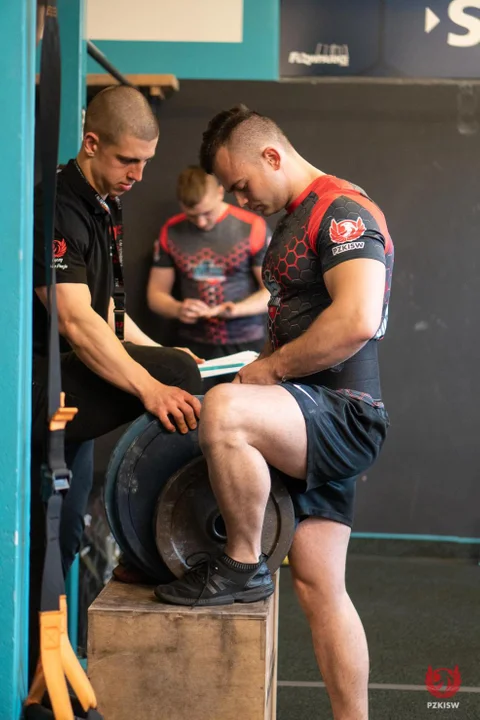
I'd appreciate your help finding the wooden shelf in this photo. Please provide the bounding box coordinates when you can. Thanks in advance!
[36,73,179,99]
[87,73,179,98]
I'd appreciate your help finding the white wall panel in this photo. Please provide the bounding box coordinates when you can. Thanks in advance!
[87,0,243,42]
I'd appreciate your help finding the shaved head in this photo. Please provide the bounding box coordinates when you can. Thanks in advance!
[84,85,159,145]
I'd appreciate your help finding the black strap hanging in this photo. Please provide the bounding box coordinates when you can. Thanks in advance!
[24,2,103,718]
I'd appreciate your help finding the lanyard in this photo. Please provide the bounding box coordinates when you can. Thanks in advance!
[73,160,126,341]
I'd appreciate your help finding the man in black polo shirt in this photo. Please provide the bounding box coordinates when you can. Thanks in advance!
[33,87,202,444]
[30,86,202,672]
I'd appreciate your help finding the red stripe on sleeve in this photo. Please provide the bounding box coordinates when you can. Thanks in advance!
[305,179,393,256]
[157,213,187,254]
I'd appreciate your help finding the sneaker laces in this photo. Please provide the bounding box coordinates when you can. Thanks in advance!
[184,553,214,607]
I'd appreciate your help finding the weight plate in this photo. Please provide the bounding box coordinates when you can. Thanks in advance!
[114,420,202,581]
[104,412,156,569]
[155,456,295,578]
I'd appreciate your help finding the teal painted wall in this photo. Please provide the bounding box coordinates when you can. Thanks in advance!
[88,0,279,80]
[0,1,36,717]
[59,0,87,164]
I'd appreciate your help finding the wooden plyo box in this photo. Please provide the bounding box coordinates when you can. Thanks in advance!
[87,578,279,720]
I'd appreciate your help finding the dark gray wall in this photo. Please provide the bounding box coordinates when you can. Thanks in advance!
[96,80,480,539]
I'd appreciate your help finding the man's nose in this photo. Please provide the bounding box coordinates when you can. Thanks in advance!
[128,164,144,183]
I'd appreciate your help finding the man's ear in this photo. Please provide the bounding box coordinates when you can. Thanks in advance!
[263,146,281,171]
[83,132,100,158]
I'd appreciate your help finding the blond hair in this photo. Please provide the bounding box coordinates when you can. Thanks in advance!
[176,166,216,208]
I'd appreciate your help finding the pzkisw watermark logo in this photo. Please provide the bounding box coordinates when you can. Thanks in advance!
[426,665,461,710]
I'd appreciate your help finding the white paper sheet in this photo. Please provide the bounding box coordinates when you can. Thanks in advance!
[198,350,259,379]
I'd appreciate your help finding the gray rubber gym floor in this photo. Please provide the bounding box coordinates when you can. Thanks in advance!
[277,552,480,720]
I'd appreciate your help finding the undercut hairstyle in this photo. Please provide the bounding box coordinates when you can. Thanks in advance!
[176,166,217,208]
[84,86,159,145]
[200,104,290,174]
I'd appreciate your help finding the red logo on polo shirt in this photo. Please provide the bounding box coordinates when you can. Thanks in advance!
[329,217,366,244]
[53,239,67,258]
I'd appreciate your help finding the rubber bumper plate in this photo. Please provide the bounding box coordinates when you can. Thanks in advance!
[155,456,295,578]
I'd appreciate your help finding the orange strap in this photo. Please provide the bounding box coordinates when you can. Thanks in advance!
[49,392,78,432]
[25,596,98,717]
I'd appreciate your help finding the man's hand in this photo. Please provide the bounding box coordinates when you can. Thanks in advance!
[178,299,210,324]
[141,381,202,433]
[174,347,205,364]
[233,356,281,385]
[205,301,237,319]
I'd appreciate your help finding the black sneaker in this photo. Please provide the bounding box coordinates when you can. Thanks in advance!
[154,554,274,607]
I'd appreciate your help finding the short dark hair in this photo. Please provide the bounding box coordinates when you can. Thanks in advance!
[199,104,289,173]
[84,86,159,145]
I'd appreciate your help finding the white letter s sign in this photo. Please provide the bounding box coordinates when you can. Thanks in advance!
[448,0,480,47]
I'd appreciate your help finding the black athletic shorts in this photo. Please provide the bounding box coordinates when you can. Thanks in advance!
[279,384,390,528]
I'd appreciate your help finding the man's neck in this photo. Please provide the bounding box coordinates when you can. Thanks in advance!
[212,201,229,225]
[76,152,108,199]
[286,153,325,207]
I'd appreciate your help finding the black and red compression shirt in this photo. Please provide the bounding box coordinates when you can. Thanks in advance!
[263,175,394,398]
[153,205,271,345]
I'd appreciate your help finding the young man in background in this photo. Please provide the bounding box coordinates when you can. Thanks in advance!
[147,165,271,362]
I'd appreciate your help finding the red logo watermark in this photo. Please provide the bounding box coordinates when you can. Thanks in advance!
[425,666,461,699]
[53,239,67,258]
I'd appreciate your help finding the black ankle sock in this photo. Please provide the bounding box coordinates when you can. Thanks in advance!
[220,553,261,573]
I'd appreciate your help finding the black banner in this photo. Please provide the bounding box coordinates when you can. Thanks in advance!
[280,0,480,78]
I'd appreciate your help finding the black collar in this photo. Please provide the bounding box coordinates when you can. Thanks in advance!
[61,159,109,216]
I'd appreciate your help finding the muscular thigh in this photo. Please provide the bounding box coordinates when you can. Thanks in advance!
[201,383,308,480]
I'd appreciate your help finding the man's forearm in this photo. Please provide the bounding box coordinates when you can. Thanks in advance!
[63,309,156,400]
[124,312,160,346]
[232,289,269,317]
[273,305,373,380]
[109,300,160,346]
[148,291,181,319]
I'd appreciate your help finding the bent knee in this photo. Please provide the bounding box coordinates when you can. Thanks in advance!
[291,569,347,615]
[199,384,246,450]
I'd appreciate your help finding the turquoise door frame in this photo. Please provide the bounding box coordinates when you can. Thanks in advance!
[0,1,36,718]
[0,3,86,715]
